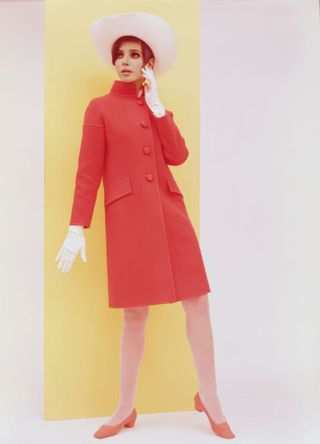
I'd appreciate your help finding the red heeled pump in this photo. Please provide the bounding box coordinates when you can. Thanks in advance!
[93,408,137,439]
[194,392,236,439]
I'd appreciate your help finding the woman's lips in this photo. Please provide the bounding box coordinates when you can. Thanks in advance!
[121,70,132,74]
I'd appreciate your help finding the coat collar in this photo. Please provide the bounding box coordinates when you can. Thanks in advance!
[110,80,144,98]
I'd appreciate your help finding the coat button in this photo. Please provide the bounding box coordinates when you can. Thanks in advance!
[136,99,144,105]
[140,121,148,128]
[143,146,151,154]
[145,174,153,181]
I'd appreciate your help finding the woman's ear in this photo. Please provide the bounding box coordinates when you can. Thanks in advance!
[148,58,155,69]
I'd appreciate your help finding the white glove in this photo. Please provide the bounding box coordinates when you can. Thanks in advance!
[55,225,86,272]
[141,66,166,118]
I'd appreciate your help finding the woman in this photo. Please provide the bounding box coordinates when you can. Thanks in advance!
[55,12,235,440]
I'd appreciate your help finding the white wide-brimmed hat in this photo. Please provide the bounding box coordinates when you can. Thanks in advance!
[90,12,177,77]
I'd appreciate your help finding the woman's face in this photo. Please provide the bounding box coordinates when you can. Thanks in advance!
[114,41,153,83]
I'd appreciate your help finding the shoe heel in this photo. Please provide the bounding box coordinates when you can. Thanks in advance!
[124,409,137,428]
[194,401,203,412]
[194,393,203,412]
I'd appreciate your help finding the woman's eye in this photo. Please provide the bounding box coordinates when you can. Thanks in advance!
[116,51,140,58]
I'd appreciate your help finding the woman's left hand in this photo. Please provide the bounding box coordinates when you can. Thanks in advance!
[141,66,165,118]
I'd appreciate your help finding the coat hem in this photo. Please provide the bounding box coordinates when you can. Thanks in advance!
[108,287,212,309]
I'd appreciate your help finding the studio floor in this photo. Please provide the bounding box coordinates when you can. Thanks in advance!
[1,394,319,444]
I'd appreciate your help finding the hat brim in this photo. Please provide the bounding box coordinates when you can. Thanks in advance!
[90,12,177,77]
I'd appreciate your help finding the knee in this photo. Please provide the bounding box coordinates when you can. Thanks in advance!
[182,293,209,318]
[123,305,149,325]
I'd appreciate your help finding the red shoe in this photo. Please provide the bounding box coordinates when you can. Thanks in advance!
[93,408,137,439]
[194,392,236,439]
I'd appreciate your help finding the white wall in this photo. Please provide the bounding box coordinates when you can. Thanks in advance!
[201,0,320,414]
[0,0,44,420]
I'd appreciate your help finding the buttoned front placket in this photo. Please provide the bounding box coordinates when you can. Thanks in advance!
[136,96,177,300]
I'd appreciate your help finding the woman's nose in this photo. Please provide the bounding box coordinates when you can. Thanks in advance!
[122,54,130,64]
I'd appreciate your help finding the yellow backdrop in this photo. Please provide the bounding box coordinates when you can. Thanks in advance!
[45,0,201,419]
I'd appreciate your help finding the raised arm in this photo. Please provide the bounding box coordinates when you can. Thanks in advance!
[141,66,189,166]
[152,109,189,166]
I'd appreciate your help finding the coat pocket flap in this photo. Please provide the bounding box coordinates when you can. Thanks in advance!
[105,177,132,206]
[167,176,183,196]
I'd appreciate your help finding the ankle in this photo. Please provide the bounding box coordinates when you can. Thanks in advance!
[114,402,134,413]
[199,390,220,404]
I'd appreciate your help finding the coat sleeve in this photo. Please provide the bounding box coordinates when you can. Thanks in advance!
[69,98,106,229]
[152,109,189,166]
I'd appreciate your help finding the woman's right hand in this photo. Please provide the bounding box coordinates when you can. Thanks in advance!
[55,225,87,272]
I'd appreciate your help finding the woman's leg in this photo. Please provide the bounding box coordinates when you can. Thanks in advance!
[181,293,227,423]
[105,305,149,425]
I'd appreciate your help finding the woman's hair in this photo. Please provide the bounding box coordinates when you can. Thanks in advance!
[111,35,154,66]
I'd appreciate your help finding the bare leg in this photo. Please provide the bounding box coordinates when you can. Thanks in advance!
[181,293,227,423]
[104,305,149,425]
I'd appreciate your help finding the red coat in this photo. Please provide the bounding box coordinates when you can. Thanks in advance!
[69,80,211,308]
